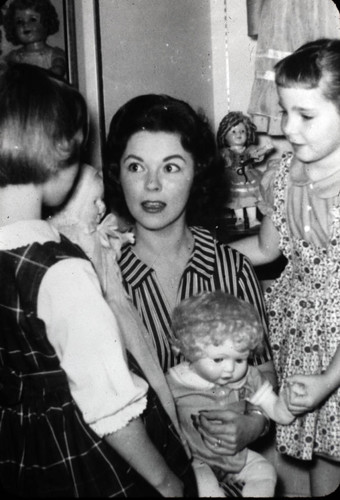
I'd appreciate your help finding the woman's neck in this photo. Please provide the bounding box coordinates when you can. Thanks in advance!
[0,184,42,227]
[134,222,193,265]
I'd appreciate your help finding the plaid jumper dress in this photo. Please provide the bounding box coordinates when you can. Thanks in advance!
[0,236,196,497]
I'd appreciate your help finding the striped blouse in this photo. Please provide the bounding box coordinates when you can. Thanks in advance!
[119,226,272,372]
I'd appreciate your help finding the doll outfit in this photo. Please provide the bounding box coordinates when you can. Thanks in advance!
[166,362,276,495]
[222,147,262,210]
[259,153,340,461]
[0,220,196,497]
[6,45,65,71]
[119,226,272,373]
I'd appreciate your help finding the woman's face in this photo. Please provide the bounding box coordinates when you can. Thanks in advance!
[14,8,46,46]
[119,131,195,232]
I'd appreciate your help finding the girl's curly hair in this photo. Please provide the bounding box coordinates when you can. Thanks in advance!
[171,291,264,362]
[3,0,60,45]
[217,111,257,149]
[103,94,230,227]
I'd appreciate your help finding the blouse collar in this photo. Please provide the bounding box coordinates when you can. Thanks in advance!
[119,226,216,288]
[290,158,340,199]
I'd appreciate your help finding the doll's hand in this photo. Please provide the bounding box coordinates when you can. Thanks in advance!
[285,374,330,415]
[97,213,134,258]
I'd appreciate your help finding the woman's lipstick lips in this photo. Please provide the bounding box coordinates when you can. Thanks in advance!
[141,201,166,213]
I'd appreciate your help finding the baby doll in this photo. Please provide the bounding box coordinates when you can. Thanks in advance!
[3,0,66,77]
[166,290,294,497]
[217,111,273,228]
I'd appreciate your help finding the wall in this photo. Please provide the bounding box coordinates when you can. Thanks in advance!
[74,0,288,166]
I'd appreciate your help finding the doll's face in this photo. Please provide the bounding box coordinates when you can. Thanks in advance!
[82,172,106,226]
[190,338,249,386]
[14,8,47,45]
[225,122,247,149]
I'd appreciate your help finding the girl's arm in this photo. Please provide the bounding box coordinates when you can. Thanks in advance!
[286,346,340,415]
[105,418,183,497]
[229,215,281,266]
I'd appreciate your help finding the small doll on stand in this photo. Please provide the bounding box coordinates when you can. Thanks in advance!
[2,0,66,77]
[217,111,273,228]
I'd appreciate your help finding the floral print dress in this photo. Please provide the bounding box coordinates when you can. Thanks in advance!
[262,152,340,461]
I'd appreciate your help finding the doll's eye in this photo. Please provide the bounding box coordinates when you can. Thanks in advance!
[213,357,224,363]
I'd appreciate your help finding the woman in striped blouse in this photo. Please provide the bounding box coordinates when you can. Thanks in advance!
[103,94,276,488]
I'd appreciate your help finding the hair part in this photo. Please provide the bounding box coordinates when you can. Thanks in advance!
[103,93,229,226]
[275,38,340,112]
[171,291,264,362]
[0,63,88,187]
[3,0,60,45]
[217,111,257,149]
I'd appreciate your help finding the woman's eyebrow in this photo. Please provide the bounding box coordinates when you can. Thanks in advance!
[163,154,186,163]
[122,154,143,163]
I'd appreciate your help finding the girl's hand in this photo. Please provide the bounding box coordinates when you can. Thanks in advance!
[286,373,330,415]
[193,402,266,455]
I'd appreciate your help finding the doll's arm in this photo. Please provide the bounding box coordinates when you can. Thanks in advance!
[50,46,67,77]
[248,143,274,163]
[248,380,295,425]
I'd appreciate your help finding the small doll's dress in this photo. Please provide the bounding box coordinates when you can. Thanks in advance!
[5,46,65,71]
[222,147,262,209]
[260,152,340,461]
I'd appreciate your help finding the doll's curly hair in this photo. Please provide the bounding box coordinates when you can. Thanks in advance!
[3,0,59,45]
[217,111,257,149]
[171,291,264,362]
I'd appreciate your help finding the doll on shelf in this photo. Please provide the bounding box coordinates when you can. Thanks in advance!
[2,0,66,77]
[217,111,273,228]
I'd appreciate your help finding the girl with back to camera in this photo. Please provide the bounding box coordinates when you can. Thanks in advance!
[0,64,197,497]
[230,38,340,496]
[103,93,276,496]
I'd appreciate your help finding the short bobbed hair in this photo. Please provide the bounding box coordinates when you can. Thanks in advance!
[217,111,257,149]
[103,94,229,226]
[0,63,88,187]
[4,0,60,45]
[275,38,340,113]
[171,291,264,362]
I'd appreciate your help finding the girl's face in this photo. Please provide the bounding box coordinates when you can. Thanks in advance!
[191,338,249,386]
[120,131,194,232]
[14,8,46,45]
[226,122,247,149]
[278,83,340,174]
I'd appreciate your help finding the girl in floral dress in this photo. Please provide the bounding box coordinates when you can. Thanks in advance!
[230,38,340,496]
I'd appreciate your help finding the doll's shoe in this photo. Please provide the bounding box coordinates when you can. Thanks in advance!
[248,218,261,228]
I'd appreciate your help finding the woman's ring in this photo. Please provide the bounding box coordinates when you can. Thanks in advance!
[214,439,222,447]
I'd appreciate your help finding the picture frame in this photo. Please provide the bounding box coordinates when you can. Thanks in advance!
[0,0,78,87]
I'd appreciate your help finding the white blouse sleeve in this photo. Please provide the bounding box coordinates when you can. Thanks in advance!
[37,257,148,437]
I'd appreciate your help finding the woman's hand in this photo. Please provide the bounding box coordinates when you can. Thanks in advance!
[286,373,331,416]
[193,401,267,455]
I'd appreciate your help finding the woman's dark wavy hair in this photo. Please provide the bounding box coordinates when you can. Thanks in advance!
[4,0,60,45]
[103,94,230,226]
[275,38,340,112]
